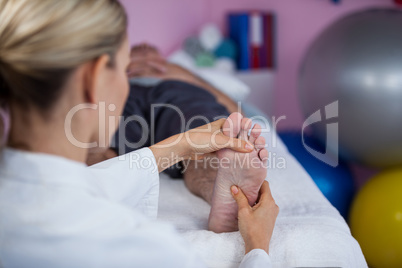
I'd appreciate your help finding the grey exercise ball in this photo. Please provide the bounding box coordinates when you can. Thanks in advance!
[299,9,402,169]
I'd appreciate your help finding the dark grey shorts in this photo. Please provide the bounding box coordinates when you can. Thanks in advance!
[112,80,230,178]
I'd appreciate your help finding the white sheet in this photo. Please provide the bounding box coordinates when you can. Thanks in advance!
[168,50,251,102]
[157,118,367,268]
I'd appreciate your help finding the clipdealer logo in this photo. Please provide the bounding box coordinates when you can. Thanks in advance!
[302,101,339,167]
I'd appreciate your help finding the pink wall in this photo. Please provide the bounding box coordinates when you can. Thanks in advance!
[120,0,209,56]
[121,0,394,130]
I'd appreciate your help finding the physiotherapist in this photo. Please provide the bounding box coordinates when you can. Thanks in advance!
[0,0,278,267]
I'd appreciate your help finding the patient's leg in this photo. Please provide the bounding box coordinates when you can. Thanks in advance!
[208,113,268,233]
[183,157,218,205]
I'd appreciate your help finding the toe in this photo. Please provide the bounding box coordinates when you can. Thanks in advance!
[249,124,261,144]
[255,136,266,150]
[222,112,243,138]
[239,118,252,141]
[259,148,269,163]
[255,136,268,162]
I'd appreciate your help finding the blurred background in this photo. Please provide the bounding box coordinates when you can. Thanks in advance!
[121,0,391,127]
[120,1,402,266]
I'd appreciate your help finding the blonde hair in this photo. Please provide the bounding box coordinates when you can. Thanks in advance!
[0,0,127,111]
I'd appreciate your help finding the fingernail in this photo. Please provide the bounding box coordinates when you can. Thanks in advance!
[231,186,239,195]
[245,142,254,150]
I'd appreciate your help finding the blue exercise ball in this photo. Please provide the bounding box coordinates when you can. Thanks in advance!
[279,131,356,219]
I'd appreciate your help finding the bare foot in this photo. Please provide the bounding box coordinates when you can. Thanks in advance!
[183,156,219,205]
[208,112,268,233]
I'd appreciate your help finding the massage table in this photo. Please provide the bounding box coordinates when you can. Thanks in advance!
[158,114,367,268]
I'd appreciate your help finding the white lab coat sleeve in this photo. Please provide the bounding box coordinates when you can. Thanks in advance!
[239,249,272,268]
[88,148,160,219]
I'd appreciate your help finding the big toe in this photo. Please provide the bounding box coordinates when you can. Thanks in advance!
[222,112,243,138]
[255,136,266,150]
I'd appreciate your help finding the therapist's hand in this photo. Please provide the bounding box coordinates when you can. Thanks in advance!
[177,118,254,160]
[150,116,254,173]
[231,181,279,255]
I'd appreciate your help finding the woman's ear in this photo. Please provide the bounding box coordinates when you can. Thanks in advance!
[83,54,110,104]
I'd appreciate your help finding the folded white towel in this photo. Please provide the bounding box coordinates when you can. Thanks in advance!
[158,118,367,268]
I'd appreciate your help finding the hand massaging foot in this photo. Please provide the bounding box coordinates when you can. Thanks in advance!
[208,112,268,233]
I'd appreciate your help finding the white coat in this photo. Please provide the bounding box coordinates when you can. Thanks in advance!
[0,148,271,267]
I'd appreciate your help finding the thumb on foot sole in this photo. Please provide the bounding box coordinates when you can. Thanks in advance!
[231,186,250,211]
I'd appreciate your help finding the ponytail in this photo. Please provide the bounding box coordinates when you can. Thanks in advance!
[0,102,9,147]
[0,64,11,147]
